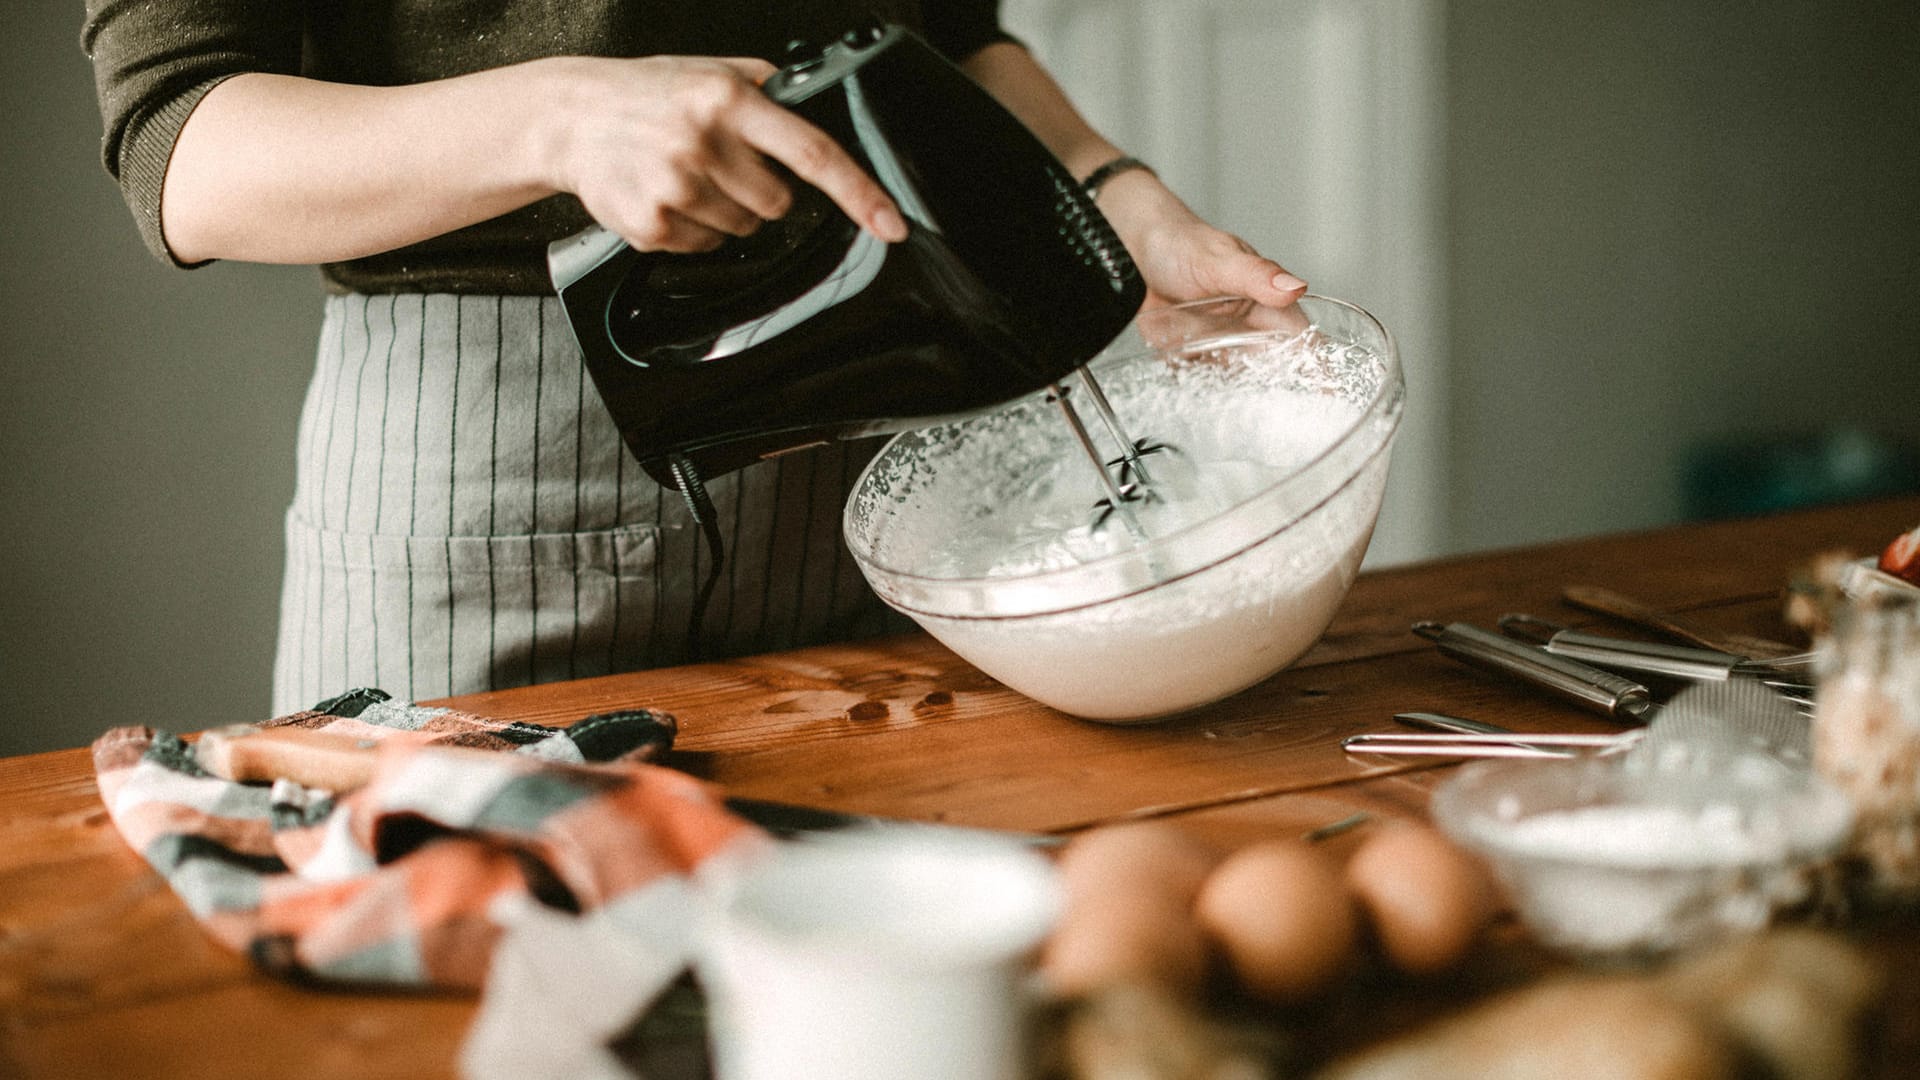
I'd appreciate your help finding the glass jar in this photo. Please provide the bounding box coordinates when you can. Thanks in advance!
[1813,592,1920,897]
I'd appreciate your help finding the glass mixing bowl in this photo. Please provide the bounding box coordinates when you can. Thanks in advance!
[1431,752,1854,958]
[842,295,1404,723]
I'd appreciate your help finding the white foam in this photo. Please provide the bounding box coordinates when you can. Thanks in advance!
[848,329,1397,722]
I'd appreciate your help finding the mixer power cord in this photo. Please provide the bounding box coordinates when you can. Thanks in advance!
[664,452,727,663]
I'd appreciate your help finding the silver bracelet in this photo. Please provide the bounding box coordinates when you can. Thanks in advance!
[1080,155,1154,199]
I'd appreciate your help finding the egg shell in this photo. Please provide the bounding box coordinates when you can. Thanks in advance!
[1039,888,1211,998]
[1344,821,1500,976]
[1194,839,1358,1003]
[1055,821,1219,909]
[1039,823,1219,998]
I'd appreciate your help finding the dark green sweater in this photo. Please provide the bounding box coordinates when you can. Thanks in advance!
[82,1,1010,295]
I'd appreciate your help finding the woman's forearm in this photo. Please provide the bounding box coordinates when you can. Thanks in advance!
[161,63,573,265]
[160,55,905,266]
[164,36,1298,307]
[958,41,1184,253]
[958,42,1121,180]
[164,43,1143,267]
[960,41,1306,308]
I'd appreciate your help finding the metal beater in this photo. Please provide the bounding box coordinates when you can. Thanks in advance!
[1049,367,1175,540]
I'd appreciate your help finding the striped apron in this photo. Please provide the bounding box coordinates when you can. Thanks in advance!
[271,292,902,714]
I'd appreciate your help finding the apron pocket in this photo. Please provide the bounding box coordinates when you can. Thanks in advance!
[276,512,663,710]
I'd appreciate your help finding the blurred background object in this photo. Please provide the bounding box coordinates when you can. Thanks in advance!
[1684,429,1919,521]
[3,0,1915,754]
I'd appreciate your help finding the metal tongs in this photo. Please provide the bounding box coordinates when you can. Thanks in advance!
[1496,614,1815,699]
[1412,621,1659,723]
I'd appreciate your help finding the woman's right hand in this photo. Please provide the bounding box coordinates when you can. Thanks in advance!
[547,55,906,252]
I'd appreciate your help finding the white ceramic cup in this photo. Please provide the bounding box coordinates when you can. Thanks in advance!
[697,827,1061,1080]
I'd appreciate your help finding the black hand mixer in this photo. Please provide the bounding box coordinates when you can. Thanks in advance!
[549,23,1165,655]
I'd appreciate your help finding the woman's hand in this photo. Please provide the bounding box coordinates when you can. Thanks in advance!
[549,55,906,252]
[1091,168,1307,311]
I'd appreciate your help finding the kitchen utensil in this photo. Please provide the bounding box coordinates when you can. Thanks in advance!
[1497,614,1814,691]
[1344,731,1622,759]
[1412,621,1657,723]
[196,723,1056,844]
[1047,376,1156,541]
[844,295,1402,723]
[1631,677,1812,765]
[1392,710,1529,737]
[721,797,1060,847]
[1345,711,1595,758]
[1561,585,1805,661]
[1348,681,1812,762]
[1350,704,1632,758]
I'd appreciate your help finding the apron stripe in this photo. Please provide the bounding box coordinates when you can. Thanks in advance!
[445,296,460,697]
[529,301,544,687]
[568,337,585,681]
[407,295,425,699]
[486,298,501,690]
[272,293,897,715]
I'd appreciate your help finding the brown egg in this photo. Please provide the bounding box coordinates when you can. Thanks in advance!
[1039,891,1211,997]
[1055,821,1218,908]
[1344,821,1500,976]
[1194,840,1358,1003]
[1039,822,1219,997]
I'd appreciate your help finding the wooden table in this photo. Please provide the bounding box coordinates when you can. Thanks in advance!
[4,496,1917,1079]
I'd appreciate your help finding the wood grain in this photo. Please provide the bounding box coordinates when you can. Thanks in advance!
[2,495,1914,1080]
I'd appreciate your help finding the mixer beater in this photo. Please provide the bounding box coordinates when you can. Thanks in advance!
[1050,368,1178,540]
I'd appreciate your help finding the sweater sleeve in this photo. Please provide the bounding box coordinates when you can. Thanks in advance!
[920,0,1019,63]
[80,0,306,266]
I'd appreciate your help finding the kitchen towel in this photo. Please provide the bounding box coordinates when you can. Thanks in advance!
[90,686,765,997]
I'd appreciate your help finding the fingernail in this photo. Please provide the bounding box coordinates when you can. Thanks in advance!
[874,206,908,242]
[1272,272,1307,293]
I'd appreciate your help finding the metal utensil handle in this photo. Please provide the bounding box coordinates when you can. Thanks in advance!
[1496,613,1744,680]
[1561,585,1803,660]
[1393,711,1520,736]
[1346,730,1635,759]
[1542,629,1743,682]
[1345,741,1571,760]
[1353,732,1627,747]
[1389,711,1586,758]
[1415,621,1655,722]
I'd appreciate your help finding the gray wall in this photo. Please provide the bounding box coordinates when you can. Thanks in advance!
[1444,2,1920,551]
[5,2,1917,755]
[4,4,319,755]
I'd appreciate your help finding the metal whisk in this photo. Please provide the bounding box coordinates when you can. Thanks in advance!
[1049,366,1175,540]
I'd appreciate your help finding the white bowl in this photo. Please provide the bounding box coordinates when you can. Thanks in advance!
[842,296,1403,723]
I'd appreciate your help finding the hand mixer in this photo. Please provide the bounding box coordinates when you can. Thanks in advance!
[550,23,1173,653]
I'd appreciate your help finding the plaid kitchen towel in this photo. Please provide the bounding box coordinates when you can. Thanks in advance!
[91,688,766,990]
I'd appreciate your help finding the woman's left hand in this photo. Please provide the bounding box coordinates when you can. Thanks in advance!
[1093,168,1307,310]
